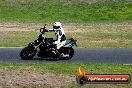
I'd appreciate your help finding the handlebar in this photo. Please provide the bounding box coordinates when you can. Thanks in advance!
[40,24,48,34]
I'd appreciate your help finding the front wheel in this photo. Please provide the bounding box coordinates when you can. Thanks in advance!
[20,47,36,60]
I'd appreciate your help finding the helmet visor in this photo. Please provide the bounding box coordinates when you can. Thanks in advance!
[53,26,60,29]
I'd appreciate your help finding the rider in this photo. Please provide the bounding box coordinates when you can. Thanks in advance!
[32,22,66,55]
[48,22,66,49]
[47,22,66,55]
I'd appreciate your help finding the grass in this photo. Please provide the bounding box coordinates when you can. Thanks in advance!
[71,27,132,48]
[1,22,132,48]
[0,0,132,23]
[0,61,131,88]
[0,61,132,74]
[0,32,38,47]
[0,0,132,48]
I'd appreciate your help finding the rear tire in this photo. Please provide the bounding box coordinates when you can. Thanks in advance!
[20,47,36,60]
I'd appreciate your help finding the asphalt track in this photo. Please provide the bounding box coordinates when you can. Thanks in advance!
[0,48,132,64]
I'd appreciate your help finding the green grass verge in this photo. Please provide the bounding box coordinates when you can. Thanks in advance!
[0,0,132,23]
[0,62,131,74]
[0,32,38,47]
[0,61,131,88]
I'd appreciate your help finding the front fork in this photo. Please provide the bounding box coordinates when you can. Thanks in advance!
[34,42,43,50]
[30,34,45,50]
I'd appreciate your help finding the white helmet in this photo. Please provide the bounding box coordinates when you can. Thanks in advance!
[53,22,62,29]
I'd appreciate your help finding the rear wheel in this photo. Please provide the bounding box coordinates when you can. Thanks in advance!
[60,47,74,60]
[20,47,36,60]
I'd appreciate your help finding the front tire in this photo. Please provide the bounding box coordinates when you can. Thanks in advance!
[20,47,36,60]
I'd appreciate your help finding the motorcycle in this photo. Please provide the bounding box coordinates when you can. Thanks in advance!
[20,24,77,60]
